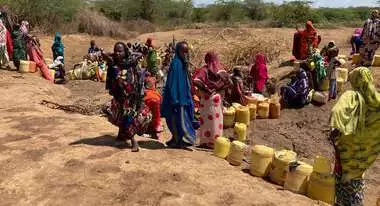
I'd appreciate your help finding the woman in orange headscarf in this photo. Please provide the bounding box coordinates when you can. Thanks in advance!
[144,72,162,139]
[295,20,321,60]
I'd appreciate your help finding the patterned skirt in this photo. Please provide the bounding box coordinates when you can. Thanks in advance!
[107,98,152,139]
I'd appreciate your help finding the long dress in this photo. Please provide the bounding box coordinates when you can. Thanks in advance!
[331,67,380,206]
[27,37,53,81]
[198,92,223,146]
[106,57,152,139]
[251,54,268,94]
[11,30,26,69]
[0,21,9,67]
[144,75,162,136]
[161,53,196,147]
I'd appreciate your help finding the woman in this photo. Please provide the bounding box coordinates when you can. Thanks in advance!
[280,68,309,108]
[20,21,29,36]
[351,28,363,55]
[144,72,162,139]
[250,53,268,94]
[11,24,26,70]
[299,21,320,60]
[52,32,64,64]
[26,35,53,81]
[226,67,247,106]
[193,52,231,148]
[161,41,197,149]
[104,42,152,152]
[330,67,380,206]
[0,20,8,68]
[145,38,158,77]
[360,10,380,66]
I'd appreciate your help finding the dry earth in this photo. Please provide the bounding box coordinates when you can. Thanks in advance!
[0,27,379,206]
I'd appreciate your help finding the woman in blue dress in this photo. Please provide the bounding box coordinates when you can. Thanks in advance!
[161,41,197,148]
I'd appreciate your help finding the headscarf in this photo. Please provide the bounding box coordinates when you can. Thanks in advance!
[330,67,380,181]
[193,52,224,91]
[0,20,6,45]
[353,28,363,37]
[20,21,29,36]
[251,53,268,93]
[146,38,153,48]
[305,21,316,36]
[331,67,380,135]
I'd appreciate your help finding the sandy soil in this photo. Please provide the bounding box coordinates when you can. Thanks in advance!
[0,27,379,206]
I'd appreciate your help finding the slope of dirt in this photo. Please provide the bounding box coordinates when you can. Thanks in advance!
[0,27,379,205]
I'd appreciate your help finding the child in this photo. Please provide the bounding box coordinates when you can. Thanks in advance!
[326,46,340,100]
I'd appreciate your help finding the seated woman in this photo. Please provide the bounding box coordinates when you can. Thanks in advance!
[193,52,232,148]
[281,68,309,108]
[249,53,268,94]
[144,72,162,139]
[226,67,247,105]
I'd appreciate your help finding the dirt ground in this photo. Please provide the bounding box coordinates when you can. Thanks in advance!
[0,27,379,206]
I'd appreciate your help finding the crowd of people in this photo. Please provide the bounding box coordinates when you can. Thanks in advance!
[0,6,379,206]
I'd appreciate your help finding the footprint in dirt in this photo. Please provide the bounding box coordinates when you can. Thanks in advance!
[64,159,86,172]
[157,191,184,206]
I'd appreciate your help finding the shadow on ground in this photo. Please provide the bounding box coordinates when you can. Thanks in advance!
[70,135,166,150]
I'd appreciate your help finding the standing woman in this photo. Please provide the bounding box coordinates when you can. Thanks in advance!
[299,21,319,60]
[26,35,53,81]
[359,10,380,66]
[0,20,9,68]
[193,52,231,148]
[161,41,197,148]
[11,24,26,70]
[103,42,151,152]
[330,67,380,206]
[20,21,29,37]
[52,32,64,63]
[250,53,268,94]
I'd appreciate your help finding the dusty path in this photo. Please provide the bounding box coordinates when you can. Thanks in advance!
[0,27,379,205]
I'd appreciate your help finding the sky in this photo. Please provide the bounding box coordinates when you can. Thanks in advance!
[193,0,378,8]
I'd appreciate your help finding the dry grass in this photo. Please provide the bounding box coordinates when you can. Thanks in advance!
[76,10,136,39]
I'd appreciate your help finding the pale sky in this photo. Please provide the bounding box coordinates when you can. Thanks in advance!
[194,0,378,8]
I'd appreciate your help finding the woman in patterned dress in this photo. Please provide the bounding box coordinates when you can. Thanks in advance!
[193,52,232,148]
[103,42,152,152]
[330,67,380,206]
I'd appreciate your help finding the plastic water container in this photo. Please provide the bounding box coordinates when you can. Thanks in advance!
[235,106,250,126]
[19,60,30,73]
[250,145,275,177]
[319,78,330,91]
[246,96,258,106]
[312,91,328,104]
[373,55,380,66]
[337,78,344,93]
[284,162,314,195]
[270,150,297,186]
[232,103,242,109]
[307,172,335,205]
[257,102,270,119]
[294,61,301,69]
[29,61,37,73]
[338,55,347,61]
[101,70,107,82]
[336,68,348,82]
[234,123,247,142]
[223,107,236,128]
[227,141,247,166]
[352,54,361,64]
[49,69,56,81]
[269,102,281,119]
[248,104,257,120]
[313,156,331,174]
[214,137,231,159]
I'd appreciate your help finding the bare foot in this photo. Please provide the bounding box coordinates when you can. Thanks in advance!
[131,138,139,152]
